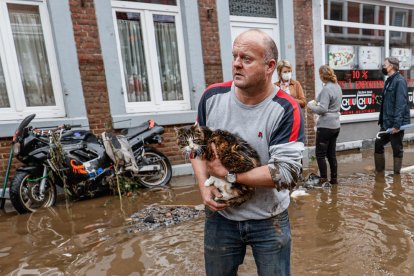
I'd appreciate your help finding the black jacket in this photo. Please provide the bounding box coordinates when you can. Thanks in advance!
[378,72,410,130]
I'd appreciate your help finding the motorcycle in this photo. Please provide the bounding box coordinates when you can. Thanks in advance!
[8,114,172,214]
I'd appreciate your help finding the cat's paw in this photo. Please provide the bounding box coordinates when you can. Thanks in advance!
[204,177,215,187]
[214,197,224,202]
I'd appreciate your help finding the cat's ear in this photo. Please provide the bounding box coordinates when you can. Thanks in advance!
[194,123,202,131]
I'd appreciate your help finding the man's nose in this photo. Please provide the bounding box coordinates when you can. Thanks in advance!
[233,57,242,68]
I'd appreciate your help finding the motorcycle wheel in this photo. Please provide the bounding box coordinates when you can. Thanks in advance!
[136,147,172,188]
[9,170,57,214]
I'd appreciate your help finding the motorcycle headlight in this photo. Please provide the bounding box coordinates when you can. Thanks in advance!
[12,143,21,155]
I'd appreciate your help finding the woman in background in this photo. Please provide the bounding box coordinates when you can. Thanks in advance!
[275,60,306,108]
[307,65,342,185]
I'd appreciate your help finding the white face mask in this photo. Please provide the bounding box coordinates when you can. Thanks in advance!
[282,72,292,81]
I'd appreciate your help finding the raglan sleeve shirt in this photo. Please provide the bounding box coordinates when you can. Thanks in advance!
[267,92,305,191]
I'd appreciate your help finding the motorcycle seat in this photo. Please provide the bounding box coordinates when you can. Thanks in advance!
[121,121,150,138]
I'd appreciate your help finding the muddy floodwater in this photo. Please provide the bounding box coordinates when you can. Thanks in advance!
[1,146,414,275]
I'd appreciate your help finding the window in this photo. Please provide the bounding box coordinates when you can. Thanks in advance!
[0,0,64,120]
[324,1,385,25]
[389,31,414,104]
[325,27,385,115]
[390,7,414,28]
[112,1,190,113]
[229,0,277,19]
[323,1,414,118]
[119,0,176,5]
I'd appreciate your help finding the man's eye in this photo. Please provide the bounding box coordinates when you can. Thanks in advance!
[243,57,251,63]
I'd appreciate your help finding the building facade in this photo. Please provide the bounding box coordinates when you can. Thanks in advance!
[1,0,414,182]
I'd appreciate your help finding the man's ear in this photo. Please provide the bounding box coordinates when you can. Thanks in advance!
[267,59,277,74]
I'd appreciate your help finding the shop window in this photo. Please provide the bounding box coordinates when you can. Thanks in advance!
[324,1,343,21]
[229,0,276,18]
[113,1,190,113]
[389,31,414,105]
[0,0,64,119]
[325,26,384,44]
[390,8,414,28]
[347,2,359,23]
[362,4,376,24]
[323,1,414,117]
[325,26,385,115]
[324,0,385,25]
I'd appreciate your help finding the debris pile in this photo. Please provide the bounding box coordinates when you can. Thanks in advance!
[128,204,204,232]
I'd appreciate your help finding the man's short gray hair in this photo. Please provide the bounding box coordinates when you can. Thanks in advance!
[386,57,400,71]
[239,29,278,64]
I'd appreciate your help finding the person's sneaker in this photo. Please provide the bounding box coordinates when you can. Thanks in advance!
[330,178,338,185]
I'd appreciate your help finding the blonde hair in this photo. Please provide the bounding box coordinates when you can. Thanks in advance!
[276,60,292,80]
[319,65,337,83]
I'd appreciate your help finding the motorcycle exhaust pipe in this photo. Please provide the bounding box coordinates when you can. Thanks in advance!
[139,164,161,172]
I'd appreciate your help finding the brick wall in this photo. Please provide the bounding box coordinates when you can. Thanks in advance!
[158,125,191,166]
[198,0,223,86]
[0,138,16,186]
[293,0,316,146]
[70,0,112,134]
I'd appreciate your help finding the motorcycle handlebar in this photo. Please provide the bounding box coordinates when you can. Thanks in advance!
[64,124,82,130]
[32,124,83,137]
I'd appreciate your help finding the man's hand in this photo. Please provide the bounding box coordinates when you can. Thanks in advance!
[200,185,228,211]
[391,127,400,134]
[206,143,228,178]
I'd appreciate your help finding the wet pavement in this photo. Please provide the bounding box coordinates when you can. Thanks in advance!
[1,145,414,275]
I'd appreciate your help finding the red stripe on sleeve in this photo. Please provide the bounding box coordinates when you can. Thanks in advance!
[277,90,301,142]
[196,81,233,125]
[205,80,233,90]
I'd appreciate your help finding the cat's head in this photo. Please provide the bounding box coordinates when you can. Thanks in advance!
[175,124,209,159]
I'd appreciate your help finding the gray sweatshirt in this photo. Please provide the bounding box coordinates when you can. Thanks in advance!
[197,82,305,220]
[308,82,342,129]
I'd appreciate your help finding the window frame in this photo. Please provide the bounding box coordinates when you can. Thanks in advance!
[112,0,191,113]
[321,0,414,123]
[0,0,65,120]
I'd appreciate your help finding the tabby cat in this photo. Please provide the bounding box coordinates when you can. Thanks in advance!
[175,125,261,206]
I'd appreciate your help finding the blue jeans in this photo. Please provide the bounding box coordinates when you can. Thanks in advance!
[204,209,291,276]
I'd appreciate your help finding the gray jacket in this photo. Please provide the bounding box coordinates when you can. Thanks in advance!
[308,82,342,129]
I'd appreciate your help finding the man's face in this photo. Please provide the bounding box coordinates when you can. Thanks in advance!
[383,60,392,74]
[231,35,270,90]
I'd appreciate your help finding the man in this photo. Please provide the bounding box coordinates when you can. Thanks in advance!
[375,57,410,174]
[191,29,305,275]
